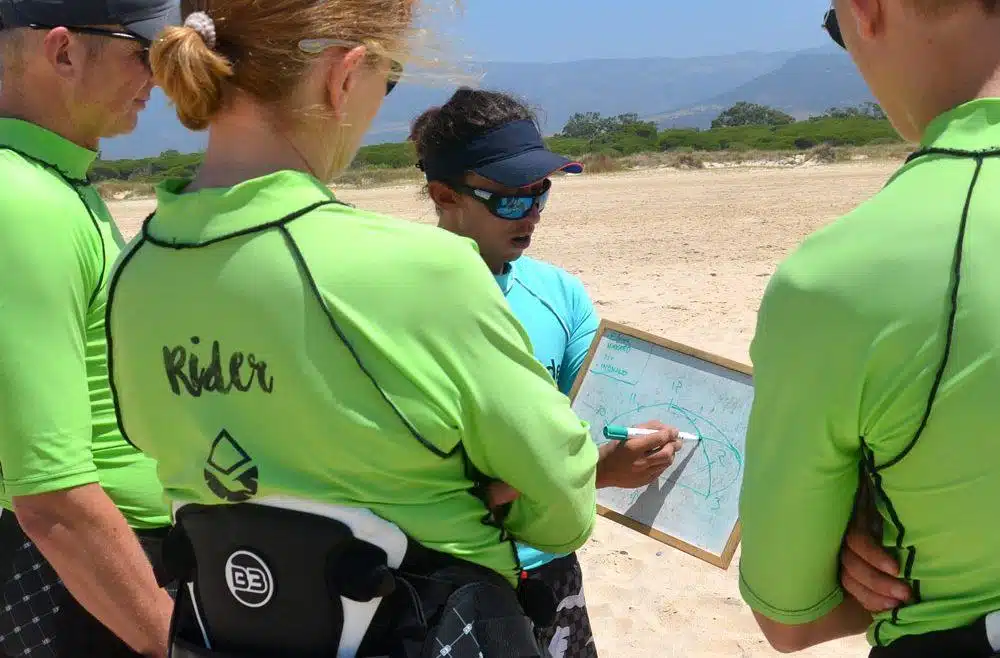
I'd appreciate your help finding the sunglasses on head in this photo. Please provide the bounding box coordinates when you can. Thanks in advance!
[298,38,404,96]
[450,178,552,221]
[823,8,846,49]
[29,24,151,68]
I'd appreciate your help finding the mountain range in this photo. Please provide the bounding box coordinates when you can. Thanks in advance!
[100,44,875,160]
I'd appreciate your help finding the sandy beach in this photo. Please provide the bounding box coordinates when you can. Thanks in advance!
[110,161,898,658]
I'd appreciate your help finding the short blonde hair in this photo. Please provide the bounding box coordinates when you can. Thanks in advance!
[150,0,416,131]
[0,29,25,83]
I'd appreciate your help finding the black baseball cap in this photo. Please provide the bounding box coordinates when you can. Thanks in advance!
[0,0,180,43]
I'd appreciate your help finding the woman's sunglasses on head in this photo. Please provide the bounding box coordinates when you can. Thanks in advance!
[450,178,552,221]
[28,24,151,68]
[298,38,404,96]
[823,8,846,49]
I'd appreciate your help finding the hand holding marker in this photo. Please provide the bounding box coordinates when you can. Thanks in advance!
[603,424,701,455]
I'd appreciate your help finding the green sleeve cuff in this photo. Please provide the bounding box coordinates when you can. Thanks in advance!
[5,467,100,499]
[738,568,844,624]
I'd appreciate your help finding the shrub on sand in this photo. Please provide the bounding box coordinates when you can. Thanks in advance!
[580,153,624,174]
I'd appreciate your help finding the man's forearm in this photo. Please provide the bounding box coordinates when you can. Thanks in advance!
[13,483,172,658]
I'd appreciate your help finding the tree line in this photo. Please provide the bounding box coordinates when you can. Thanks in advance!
[89,102,901,184]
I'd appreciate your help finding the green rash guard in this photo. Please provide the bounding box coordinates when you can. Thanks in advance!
[0,119,168,529]
[105,170,599,586]
[739,98,1000,648]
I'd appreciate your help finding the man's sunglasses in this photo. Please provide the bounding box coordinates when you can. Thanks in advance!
[823,8,846,49]
[450,178,552,221]
[29,24,151,67]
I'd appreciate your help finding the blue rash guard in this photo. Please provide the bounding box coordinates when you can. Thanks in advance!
[495,255,600,571]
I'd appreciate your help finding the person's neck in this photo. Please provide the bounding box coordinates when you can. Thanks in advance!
[0,88,99,151]
[486,258,508,276]
[909,17,1000,137]
[916,69,1000,134]
[965,68,1000,111]
[189,104,320,192]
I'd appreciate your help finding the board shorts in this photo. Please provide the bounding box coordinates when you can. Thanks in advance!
[524,553,598,658]
[0,511,172,658]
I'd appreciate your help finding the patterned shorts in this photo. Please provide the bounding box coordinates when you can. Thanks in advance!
[0,511,170,658]
[524,553,598,658]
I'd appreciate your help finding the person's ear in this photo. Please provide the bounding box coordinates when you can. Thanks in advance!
[324,44,367,119]
[428,181,463,211]
[41,27,83,80]
[847,0,885,43]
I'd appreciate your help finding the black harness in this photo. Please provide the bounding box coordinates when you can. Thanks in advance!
[162,502,543,658]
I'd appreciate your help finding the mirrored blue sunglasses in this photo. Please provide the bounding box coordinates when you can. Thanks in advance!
[449,178,552,220]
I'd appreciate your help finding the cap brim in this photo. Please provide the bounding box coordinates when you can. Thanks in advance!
[473,149,584,188]
[124,4,181,42]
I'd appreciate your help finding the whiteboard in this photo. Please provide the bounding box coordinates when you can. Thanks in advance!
[568,320,753,569]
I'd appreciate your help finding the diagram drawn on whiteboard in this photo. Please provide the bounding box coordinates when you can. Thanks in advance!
[570,322,754,566]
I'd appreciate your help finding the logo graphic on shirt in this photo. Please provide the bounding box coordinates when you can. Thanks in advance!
[204,430,259,502]
[225,550,274,608]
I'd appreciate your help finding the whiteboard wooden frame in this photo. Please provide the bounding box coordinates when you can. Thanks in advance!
[567,319,752,570]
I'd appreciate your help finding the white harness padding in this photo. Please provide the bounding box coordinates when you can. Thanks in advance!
[986,610,1000,652]
[172,497,408,658]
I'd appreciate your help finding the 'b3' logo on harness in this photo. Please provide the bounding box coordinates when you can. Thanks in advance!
[225,550,274,608]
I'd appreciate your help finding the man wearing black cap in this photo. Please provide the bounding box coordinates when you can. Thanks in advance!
[0,1,179,656]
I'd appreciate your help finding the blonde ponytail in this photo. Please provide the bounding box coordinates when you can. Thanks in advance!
[150,19,233,131]
[148,0,420,134]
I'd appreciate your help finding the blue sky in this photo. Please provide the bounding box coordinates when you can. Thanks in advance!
[434,0,835,62]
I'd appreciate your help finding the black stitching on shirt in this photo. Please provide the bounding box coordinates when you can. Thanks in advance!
[877,150,981,471]
[861,145,988,646]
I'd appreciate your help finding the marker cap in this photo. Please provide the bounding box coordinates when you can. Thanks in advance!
[602,425,629,440]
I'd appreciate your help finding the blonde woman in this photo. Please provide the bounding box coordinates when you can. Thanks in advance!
[103,2,599,657]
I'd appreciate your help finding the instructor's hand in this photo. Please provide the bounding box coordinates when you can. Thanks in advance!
[596,420,680,489]
[486,481,520,509]
[840,528,912,612]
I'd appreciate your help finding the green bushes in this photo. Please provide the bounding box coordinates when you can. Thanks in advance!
[88,142,420,185]
[91,104,905,184]
[642,117,901,155]
[351,141,417,169]
[89,151,202,183]
[542,105,903,160]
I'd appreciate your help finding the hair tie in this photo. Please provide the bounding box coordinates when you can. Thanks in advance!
[184,11,217,49]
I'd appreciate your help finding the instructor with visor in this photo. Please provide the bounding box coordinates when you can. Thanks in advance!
[411,88,683,658]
